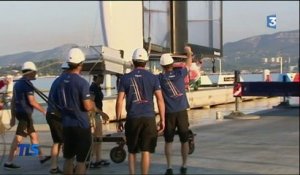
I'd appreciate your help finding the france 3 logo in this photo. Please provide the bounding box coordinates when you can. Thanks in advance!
[267,14,277,29]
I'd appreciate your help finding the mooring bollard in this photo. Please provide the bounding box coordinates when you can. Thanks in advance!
[216,111,223,120]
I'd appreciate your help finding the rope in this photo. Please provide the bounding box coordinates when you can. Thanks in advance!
[90,6,99,45]
[23,80,62,114]
[24,79,94,171]
[87,46,104,76]
[147,1,152,54]
[84,131,95,171]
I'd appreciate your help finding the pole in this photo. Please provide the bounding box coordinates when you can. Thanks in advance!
[280,57,283,74]
[234,70,240,112]
[282,75,287,103]
[219,58,222,75]
[105,74,112,96]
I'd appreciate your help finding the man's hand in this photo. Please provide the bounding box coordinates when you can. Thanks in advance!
[157,120,165,136]
[116,121,124,132]
[184,45,193,55]
[101,112,110,122]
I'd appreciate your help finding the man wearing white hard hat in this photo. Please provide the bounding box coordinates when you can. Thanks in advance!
[45,61,70,174]
[4,61,50,170]
[115,48,165,175]
[52,48,94,174]
[158,46,193,175]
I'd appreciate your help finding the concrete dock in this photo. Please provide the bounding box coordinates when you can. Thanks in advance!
[0,101,299,174]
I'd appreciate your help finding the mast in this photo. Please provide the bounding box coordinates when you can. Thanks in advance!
[170,1,188,55]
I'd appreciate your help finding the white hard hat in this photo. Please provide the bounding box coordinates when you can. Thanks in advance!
[132,48,148,62]
[22,61,37,71]
[160,53,174,66]
[61,62,69,69]
[67,48,85,64]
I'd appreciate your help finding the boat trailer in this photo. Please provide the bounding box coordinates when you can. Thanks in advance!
[94,129,196,163]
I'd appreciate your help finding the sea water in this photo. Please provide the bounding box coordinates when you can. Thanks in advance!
[27,73,281,124]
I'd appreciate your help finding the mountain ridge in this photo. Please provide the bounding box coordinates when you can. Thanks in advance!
[0,29,299,73]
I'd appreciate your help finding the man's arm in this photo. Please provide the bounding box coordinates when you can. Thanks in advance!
[93,105,110,121]
[154,89,165,135]
[90,93,109,121]
[184,45,193,69]
[28,95,46,115]
[10,95,16,127]
[115,91,125,131]
[83,99,94,112]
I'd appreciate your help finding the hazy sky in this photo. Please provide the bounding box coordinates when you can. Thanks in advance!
[223,1,299,43]
[0,1,299,56]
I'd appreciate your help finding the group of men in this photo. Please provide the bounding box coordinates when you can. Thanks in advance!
[116,46,193,175]
[3,45,194,175]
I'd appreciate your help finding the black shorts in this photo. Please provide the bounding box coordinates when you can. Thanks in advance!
[46,112,63,144]
[15,113,36,137]
[63,127,92,162]
[164,110,189,143]
[125,117,157,154]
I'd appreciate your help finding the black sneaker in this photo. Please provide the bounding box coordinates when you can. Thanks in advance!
[165,168,173,175]
[95,160,110,166]
[4,163,21,170]
[40,156,51,164]
[89,162,101,169]
[49,167,63,174]
[180,167,187,175]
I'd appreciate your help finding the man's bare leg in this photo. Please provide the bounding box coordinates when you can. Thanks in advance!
[128,153,136,175]
[141,151,151,175]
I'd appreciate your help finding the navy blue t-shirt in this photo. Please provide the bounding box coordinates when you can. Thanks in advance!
[54,73,91,128]
[118,68,161,119]
[13,77,35,117]
[158,67,190,113]
[47,74,63,113]
[89,82,103,110]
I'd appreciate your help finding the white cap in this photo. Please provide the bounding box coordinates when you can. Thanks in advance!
[22,61,37,71]
[61,62,69,69]
[160,53,174,66]
[67,48,85,64]
[132,48,148,62]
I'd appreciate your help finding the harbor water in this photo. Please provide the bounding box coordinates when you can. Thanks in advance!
[8,73,285,125]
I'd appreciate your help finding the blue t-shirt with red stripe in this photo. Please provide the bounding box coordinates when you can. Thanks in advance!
[54,73,91,128]
[118,68,161,119]
[158,67,190,113]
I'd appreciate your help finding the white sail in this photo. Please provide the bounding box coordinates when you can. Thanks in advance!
[100,1,143,61]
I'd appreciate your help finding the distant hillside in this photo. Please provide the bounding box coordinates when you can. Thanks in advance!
[221,29,299,72]
[0,43,77,67]
[0,30,299,74]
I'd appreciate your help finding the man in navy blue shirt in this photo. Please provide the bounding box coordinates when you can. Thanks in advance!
[158,46,193,175]
[89,74,110,168]
[46,62,69,174]
[53,48,94,174]
[116,48,165,175]
[4,61,50,170]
